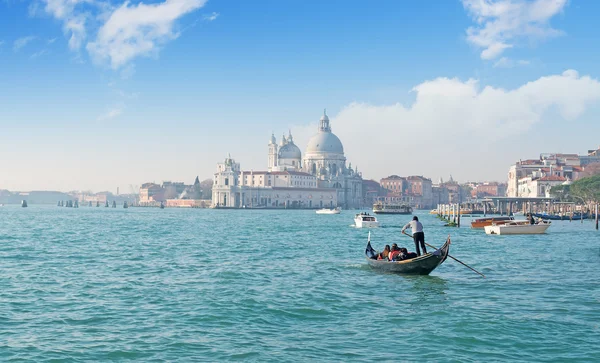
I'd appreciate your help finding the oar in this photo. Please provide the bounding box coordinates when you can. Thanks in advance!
[402,232,486,278]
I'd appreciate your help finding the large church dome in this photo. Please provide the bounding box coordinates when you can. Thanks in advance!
[306,132,344,154]
[305,110,344,155]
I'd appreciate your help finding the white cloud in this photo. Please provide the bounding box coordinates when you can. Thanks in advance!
[37,0,90,51]
[463,0,567,60]
[87,0,207,69]
[493,57,530,68]
[97,105,123,120]
[291,70,600,182]
[13,36,37,51]
[34,0,207,69]
[48,37,58,44]
[203,11,218,21]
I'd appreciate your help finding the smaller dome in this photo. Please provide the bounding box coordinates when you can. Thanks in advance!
[278,142,301,159]
[320,113,329,122]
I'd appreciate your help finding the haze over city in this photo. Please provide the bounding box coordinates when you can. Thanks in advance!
[2,0,600,193]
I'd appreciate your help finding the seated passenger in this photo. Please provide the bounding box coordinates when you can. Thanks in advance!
[401,247,418,259]
[388,244,401,261]
[378,245,391,260]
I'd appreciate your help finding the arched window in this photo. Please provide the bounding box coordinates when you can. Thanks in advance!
[332,163,337,175]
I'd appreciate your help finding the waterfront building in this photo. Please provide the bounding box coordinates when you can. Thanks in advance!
[470,182,507,198]
[517,175,568,198]
[506,151,596,197]
[212,155,337,208]
[211,110,362,209]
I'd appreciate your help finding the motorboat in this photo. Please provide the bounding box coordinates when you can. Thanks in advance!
[484,220,551,235]
[316,207,341,214]
[354,213,379,228]
[471,216,514,229]
[372,203,412,214]
[365,232,451,275]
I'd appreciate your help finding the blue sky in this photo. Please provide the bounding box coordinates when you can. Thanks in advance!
[1,0,600,192]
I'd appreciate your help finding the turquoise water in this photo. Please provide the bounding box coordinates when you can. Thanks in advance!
[1,206,599,361]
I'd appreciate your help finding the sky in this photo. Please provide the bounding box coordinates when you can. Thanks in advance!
[1,0,600,193]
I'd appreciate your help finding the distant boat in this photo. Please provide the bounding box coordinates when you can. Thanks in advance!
[316,207,341,214]
[57,201,61,207]
[112,201,116,208]
[123,201,128,209]
[354,212,379,228]
[160,201,165,209]
[74,200,79,208]
[471,216,514,229]
[484,220,551,235]
[105,200,109,207]
[373,203,412,215]
[97,201,100,207]
[21,200,28,208]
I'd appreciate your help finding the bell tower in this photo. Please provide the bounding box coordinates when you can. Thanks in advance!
[268,133,278,171]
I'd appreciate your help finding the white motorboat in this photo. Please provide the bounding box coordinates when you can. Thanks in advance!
[316,207,341,215]
[484,220,551,235]
[354,213,380,228]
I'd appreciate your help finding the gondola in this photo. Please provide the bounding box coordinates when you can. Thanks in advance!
[365,234,451,275]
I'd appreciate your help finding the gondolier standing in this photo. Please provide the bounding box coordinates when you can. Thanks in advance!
[402,216,427,256]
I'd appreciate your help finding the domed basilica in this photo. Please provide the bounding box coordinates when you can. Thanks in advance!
[267,110,363,208]
[213,110,363,209]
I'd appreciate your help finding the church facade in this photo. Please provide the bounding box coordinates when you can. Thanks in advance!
[212,111,363,209]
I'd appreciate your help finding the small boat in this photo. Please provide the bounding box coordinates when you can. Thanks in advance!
[471,216,514,229]
[160,201,165,209]
[354,213,379,228]
[105,201,109,207]
[123,201,128,208]
[96,201,100,207]
[21,200,28,208]
[365,233,451,275]
[484,220,551,235]
[316,207,341,214]
[112,201,117,208]
[533,212,589,221]
[372,203,412,215]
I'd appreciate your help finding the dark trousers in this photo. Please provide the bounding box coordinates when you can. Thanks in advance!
[413,232,426,256]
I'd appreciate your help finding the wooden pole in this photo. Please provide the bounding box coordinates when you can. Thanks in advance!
[483,202,487,217]
[458,204,461,228]
[596,203,598,231]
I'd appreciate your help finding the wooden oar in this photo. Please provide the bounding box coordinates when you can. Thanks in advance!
[402,232,486,278]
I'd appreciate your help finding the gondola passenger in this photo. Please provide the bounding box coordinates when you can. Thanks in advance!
[389,244,401,261]
[377,245,391,260]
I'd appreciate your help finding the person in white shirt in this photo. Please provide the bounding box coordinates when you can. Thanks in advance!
[401,216,426,256]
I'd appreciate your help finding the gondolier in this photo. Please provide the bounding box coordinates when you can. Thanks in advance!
[401,216,426,256]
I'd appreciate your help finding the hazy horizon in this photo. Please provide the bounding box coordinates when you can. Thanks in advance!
[2,0,600,193]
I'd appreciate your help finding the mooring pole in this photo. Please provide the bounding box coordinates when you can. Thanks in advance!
[457,204,461,228]
[595,204,598,231]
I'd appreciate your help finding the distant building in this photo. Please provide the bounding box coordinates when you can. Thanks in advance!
[506,150,597,197]
[212,155,337,208]
[470,182,507,198]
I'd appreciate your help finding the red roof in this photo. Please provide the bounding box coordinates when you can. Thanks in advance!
[538,175,567,181]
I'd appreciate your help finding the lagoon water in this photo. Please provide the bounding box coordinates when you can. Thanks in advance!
[1,205,599,361]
